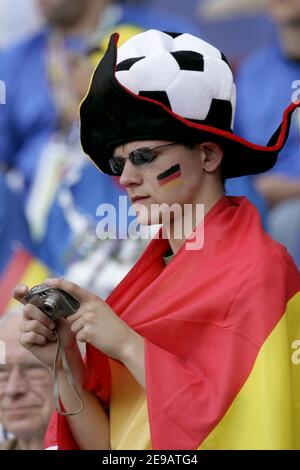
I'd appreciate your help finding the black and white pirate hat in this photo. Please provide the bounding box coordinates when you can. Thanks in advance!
[80,29,299,179]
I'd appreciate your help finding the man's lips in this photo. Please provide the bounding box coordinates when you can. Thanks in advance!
[131,196,150,203]
[3,406,39,413]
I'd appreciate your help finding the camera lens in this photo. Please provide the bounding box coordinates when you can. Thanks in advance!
[43,297,57,318]
[43,303,55,314]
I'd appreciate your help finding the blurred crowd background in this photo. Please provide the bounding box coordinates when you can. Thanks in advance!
[0,0,300,450]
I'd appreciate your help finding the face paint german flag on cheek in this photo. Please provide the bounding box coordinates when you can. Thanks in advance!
[157,164,182,190]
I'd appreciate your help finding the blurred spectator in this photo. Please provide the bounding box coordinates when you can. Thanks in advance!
[0,0,200,193]
[0,0,115,192]
[226,0,300,267]
[0,0,42,48]
[0,309,53,450]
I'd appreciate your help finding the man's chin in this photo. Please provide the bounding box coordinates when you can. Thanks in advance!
[6,417,45,438]
[3,408,40,428]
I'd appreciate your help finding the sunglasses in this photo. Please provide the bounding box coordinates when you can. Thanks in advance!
[109,142,180,176]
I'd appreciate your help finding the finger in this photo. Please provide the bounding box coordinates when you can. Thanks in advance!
[44,277,97,303]
[20,319,56,342]
[19,331,48,349]
[76,329,88,343]
[23,303,56,330]
[65,309,83,325]
[69,317,84,335]
[13,284,29,305]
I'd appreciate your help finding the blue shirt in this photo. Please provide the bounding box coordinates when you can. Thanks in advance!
[226,40,300,223]
[233,42,300,178]
[0,172,33,275]
[0,30,57,188]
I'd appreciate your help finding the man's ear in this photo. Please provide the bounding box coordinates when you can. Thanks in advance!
[198,142,223,174]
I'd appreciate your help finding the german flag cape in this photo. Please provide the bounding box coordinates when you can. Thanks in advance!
[45,196,300,449]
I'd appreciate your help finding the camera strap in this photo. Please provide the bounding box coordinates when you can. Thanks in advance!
[52,331,84,416]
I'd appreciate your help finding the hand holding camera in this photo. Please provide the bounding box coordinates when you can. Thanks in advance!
[24,283,80,321]
[15,277,137,365]
[14,277,141,415]
[14,281,83,415]
[13,282,79,370]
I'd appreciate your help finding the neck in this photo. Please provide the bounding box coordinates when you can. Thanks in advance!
[52,0,109,38]
[278,23,300,60]
[166,184,225,255]
[17,434,45,450]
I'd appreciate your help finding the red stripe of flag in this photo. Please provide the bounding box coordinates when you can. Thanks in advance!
[0,249,32,316]
[158,170,181,186]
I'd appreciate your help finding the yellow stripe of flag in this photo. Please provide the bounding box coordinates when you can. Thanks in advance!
[199,292,300,450]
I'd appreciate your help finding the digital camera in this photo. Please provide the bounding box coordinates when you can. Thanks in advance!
[24,284,80,321]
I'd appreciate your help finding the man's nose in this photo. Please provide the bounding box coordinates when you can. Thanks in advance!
[119,159,143,187]
[3,369,28,397]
